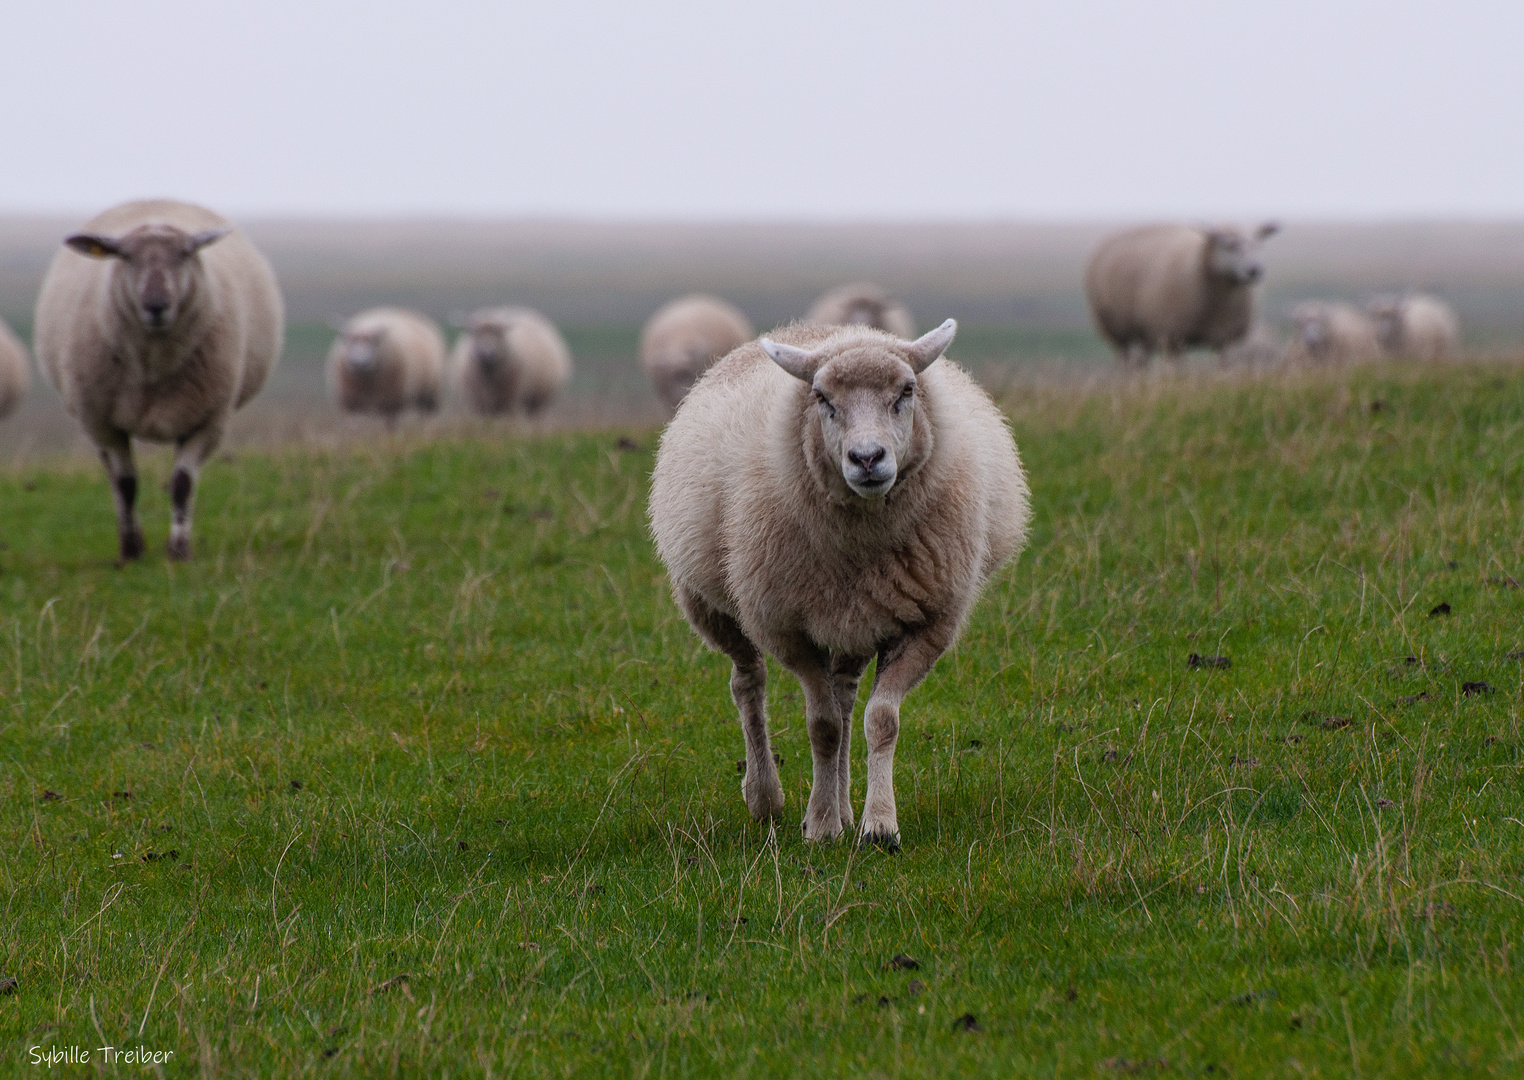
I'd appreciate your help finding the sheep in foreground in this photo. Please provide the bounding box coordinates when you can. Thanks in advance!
[451,306,572,416]
[33,199,283,561]
[1367,294,1460,361]
[1286,302,1382,365]
[806,284,916,339]
[327,308,444,418]
[650,320,1030,847]
[1084,222,1279,365]
[639,295,753,408]
[0,316,29,420]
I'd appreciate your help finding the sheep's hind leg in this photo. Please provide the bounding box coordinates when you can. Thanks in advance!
[675,587,783,821]
[98,434,143,563]
[166,418,226,561]
[829,653,871,831]
[860,620,958,850]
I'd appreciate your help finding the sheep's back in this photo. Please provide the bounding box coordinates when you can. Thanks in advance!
[1085,226,1208,347]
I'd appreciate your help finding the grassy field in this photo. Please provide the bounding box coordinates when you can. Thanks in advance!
[1,359,1522,1077]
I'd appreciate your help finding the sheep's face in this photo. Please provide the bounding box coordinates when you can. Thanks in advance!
[1205,222,1279,287]
[1367,302,1403,349]
[341,330,386,375]
[761,320,958,500]
[1292,307,1332,352]
[842,299,888,329]
[811,353,918,497]
[66,224,229,332]
[470,325,509,371]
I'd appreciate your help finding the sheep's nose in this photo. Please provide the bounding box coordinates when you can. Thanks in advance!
[142,300,169,324]
[847,444,886,471]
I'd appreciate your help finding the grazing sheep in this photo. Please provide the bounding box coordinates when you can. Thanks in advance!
[0,317,29,420]
[806,284,916,339]
[1084,222,1280,365]
[1286,302,1382,365]
[451,306,572,416]
[1367,294,1460,361]
[639,295,753,408]
[650,320,1030,847]
[327,308,444,418]
[33,199,283,561]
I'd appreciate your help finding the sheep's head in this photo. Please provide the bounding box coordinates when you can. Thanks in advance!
[1291,304,1332,353]
[1366,298,1403,349]
[841,297,891,329]
[66,224,229,332]
[468,320,510,372]
[1204,222,1279,286]
[340,328,386,375]
[761,320,956,499]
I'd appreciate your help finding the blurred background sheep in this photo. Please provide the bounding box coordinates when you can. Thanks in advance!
[1286,302,1382,365]
[806,283,916,338]
[1367,294,1461,361]
[451,306,572,416]
[32,199,283,560]
[1085,223,1279,366]
[0,316,29,420]
[327,308,445,419]
[639,294,753,409]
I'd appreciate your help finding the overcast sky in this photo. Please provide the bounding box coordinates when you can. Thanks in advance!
[1,0,1519,220]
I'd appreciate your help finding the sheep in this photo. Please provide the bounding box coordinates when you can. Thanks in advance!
[327,308,445,419]
[0,316,29,420]
[451,306,572,416]
[639,295,753,408]
[649,319,1030,848]
[1084,222,1280,366]
[33,199,283,561]
[1286,302,1382,365]
[1367,294,1461,361]
[806,283,916,339]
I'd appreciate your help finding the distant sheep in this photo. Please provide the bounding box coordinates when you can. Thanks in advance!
[1287,302,1382,365]
[806,284,916,339]
[1367,295,1460,361]
[650,320,1029,847]
[33,199,283,561]
[0,316,29,420]
[639,295,753,408]
[1084,222,1280,365]
[451,306,572,416]
[327,308,444,418]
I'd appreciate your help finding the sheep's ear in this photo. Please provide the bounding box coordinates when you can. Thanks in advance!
[760,338,824,382]
[904,319,956,373]
[65,233,124,259]
[186,228,231,253]
[1256,221,1281,240]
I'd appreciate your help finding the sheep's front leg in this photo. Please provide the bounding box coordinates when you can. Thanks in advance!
[167,418,226,561]
[97,434,143,562]
[829,653,871,831]
[775,640,842,841]
[860,621,958,850]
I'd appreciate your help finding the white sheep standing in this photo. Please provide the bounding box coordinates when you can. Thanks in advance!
[451,306,572,416]
[806,283,916,339]
[639,295,753,408]
[327,308,445,419]
[1367,294,1461,361]
[650,320,1030,847]
[1084,222,1279,365]
[0,316,30,420]
[1286,302,1382,365]
[33,199,283,561]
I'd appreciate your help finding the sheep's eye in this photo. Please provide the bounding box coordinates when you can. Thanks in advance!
[814,392,836,417]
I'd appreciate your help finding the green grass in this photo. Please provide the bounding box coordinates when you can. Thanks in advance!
[1,360,1522,1077]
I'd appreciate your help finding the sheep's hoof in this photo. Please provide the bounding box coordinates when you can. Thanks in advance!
[166,535,193,562]
[117,528,145,564]
[801,814,844,843]
[858,826,901,852]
